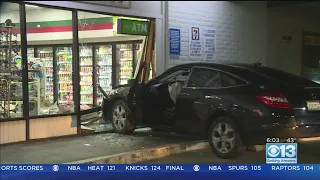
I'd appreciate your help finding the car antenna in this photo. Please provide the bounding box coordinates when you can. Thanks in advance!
[253,57,263,68]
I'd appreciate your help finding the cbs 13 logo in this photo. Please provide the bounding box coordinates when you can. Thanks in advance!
[267,143,297,159]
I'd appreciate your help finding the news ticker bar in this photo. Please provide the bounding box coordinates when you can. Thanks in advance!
[0,164,319,173]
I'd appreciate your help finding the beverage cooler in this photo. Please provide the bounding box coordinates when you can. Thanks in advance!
[79,46,94,107]
[37,47,54,103]
[95,45,113,105]
[22,40,142,110]
[133,42,142,76]
[56,46,73,105]
[115,43,133,86]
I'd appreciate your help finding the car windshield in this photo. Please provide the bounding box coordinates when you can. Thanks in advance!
[254,67,320,87]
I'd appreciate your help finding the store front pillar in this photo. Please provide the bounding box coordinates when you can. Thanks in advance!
[20,3,30,141]
[72,10,81,135]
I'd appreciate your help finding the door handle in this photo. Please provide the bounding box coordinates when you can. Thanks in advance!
[180,92,190,96]
[205,95,218,99]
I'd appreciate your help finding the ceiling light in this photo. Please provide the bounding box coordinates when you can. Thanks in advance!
[26,4,39,8]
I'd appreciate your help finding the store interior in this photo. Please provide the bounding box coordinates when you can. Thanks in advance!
[0,2,150,127]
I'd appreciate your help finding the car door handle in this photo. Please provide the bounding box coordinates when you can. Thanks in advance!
[205,95,218,99]
[180,92,190,96]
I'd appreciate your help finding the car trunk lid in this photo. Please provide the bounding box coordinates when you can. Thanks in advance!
[243,65,320,126]
[284,86,320,126]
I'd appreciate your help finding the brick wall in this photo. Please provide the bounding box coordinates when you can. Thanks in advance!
[167,1,267,68]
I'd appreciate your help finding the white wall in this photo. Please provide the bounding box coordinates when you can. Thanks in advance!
[24,1,163,19]
[167,1,267,68]
[266,6,320,75]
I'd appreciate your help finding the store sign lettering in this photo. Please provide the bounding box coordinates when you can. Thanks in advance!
[132,23,148,34]
[117,19,149,36]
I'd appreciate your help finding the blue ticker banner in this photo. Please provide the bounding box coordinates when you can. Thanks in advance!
[0,164,319,180]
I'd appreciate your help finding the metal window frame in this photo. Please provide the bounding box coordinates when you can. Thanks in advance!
[72,10,81,135]
[19,2,30,140]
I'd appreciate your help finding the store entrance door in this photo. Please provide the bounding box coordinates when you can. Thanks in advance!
[302,32,320,84]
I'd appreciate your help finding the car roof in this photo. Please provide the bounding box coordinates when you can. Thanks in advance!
[174,62,319,87]
[172,62,256,71]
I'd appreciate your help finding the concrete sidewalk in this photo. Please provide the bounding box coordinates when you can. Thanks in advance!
[0,129,203,164]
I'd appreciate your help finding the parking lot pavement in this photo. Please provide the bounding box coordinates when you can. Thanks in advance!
[142,141,320,164]
[0,129,201,164]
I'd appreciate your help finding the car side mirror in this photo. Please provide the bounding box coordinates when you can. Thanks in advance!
[181,71,190,76]
[127,79,136,86]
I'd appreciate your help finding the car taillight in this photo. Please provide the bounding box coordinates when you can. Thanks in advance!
[256,93,291,109]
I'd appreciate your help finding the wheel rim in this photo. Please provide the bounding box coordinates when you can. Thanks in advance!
[212,123,235,154]
[113,105,126,130]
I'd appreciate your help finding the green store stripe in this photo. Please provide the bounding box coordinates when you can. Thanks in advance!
[13,17,113,29]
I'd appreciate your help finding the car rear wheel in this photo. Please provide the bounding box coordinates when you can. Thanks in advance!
[111,100,135,134]
[208,117,242,159]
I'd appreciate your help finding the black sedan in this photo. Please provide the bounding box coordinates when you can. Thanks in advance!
[100,63,320,158]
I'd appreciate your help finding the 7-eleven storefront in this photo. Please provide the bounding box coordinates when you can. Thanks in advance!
[0,1,165,144]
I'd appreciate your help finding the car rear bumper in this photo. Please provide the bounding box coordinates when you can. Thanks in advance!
[241,116,320,145]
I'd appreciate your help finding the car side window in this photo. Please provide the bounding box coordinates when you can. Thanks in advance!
[187,68,222,88]
[158,69,190,83]
[221,73,247,87]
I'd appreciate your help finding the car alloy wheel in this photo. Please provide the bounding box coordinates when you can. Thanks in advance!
[113,104,127,131]
[211,122,235,154]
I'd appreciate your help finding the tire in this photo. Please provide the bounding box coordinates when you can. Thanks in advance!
[111,100,135,135]
[208,117,242,159]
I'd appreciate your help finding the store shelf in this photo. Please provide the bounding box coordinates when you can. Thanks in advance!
[80,73,92,76]
[80,92,93,95]
[58,72,72,75]
[40,51,52,53]
[120,68,132,70]
[98,63,112,66]
[97,52,112,55]
[119,48,132,51]
[59,91,73,93]
[58,101,72,104]
[120,58,132,61]
[58,62,72,64]
[80,102,93,105]
[80,83,92,86]
[57,52,72,55]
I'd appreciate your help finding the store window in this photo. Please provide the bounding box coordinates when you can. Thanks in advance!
[26,5,74,116]
[0,2,23,119]
[78,11,113,108]
[77,11,145,107]
[303,34,320,84]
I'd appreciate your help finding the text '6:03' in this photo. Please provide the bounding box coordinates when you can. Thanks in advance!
[266,138,280,143]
